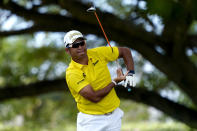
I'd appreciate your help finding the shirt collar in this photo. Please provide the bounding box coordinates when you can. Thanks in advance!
[70,59,84,69]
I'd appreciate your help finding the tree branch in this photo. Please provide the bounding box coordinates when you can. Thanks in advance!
[0,79,66,101]
[116,86,197,129]
[1,0,197,117]
[0,79,197,128]
[0,26,36,37]
[0,0,165,49]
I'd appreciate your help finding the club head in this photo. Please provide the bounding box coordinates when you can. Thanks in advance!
[87,6,96,12]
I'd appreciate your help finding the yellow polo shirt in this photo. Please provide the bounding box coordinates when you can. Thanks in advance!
[66,46,120,115]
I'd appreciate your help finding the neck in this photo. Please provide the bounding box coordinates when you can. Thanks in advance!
[72,54,88,65]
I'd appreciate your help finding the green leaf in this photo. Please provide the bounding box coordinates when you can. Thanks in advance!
[147,0,174,19]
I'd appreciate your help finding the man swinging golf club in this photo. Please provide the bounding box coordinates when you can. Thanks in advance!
[65,30,135,131]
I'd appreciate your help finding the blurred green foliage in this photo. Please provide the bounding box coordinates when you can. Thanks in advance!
[147,0,174,19]
[0,32,195,131]
[0,92,78,131]
[0,92,195,131]
[0,35,69,86]
[1,0,197,130]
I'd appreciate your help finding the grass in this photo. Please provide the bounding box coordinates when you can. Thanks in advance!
[1,121,196,131]
[122,121,195,131]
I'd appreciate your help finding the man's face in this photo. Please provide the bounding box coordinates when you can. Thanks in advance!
[66,39,87,60]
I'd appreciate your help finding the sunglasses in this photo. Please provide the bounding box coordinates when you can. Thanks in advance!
[70,41,85,48]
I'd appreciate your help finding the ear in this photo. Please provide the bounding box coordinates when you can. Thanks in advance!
[65,48,70,55]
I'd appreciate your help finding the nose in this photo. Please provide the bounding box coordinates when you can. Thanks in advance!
[78,44,84,49]
[76,45,83,50]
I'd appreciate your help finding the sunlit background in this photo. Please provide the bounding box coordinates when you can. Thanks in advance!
[1,0,197,131]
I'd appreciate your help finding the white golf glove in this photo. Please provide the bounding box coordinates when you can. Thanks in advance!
[124,70,136,88]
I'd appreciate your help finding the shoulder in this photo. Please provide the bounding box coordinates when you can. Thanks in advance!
[87,47,107,58]
[66,64,82,79]
[87,47,102,56]
[66,67,81,76]
[88,46,119,62]
[88,46,118,54]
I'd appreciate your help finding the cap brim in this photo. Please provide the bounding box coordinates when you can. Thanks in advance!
[65,37,86,48]
[73,37,86,43]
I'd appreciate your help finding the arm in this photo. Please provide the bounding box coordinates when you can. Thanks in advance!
[79,72,127,103]
[118,47,134,71]
[118,47,136,88]
[79,83,114,103]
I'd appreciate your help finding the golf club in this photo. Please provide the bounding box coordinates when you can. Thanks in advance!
[87,6,113,52]
[87,5,131,92]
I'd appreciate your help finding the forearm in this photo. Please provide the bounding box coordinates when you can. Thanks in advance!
[79,82,116,103]
[118,47,134,71]
[118,47,136,87]
[94,82,115,100]
[123,50,134,70]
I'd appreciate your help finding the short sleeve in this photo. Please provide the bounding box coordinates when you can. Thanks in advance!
[96,46,119,62]
[66,73,89,93]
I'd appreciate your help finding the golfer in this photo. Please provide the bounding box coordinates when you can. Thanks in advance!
[64,30,135,131]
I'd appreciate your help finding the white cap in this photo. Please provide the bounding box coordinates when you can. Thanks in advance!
[64,30,85,48]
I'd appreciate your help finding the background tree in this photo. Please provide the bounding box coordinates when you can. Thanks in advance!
[0,0,197,129]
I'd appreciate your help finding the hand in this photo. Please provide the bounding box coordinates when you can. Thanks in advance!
[124,70,136,87]
[113,68,128,83]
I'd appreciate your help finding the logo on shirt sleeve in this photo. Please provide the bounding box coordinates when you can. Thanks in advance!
[77,73,86,85]
[83,73,86,78]
[77,79,85,84]
[92,60,99,66]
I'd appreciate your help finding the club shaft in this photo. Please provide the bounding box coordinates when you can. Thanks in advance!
[94,11,121,71]
[94,12,112,48]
